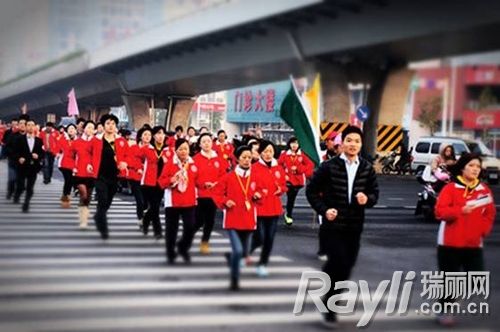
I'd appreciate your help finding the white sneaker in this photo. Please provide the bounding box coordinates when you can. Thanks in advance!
[256,265,269,277]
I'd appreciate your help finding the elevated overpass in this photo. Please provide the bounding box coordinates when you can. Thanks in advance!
[1,0,500,152]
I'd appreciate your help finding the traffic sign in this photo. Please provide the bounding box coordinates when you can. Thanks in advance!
[356,105,370,122]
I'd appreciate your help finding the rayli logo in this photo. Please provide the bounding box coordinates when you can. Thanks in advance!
[293,271,416,327]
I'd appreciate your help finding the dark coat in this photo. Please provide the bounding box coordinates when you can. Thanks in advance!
[306,155,379,232]
[13,134,45,173]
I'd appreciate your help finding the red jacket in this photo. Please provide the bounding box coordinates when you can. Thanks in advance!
[213,166,262,230]
[253,159,288,217]
[72,136,94,178]
[57,135,76,170]
[89,135,129,179]
[39,129,59,156]
[166,134,183,149]
[435,181,496,248]
[214,140,234,171]
[127,143,143,182]
[139,144,161,186]
[278,149,314,186]
[158,156,198,208]
[193,150,226,199]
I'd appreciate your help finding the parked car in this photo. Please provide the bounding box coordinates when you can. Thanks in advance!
[411,136,499,184]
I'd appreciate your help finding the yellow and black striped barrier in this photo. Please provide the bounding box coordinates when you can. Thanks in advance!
[377,124,403,152]
[320,122,349,140]
[320,122,403,152]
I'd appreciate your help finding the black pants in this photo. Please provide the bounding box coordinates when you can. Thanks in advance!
[165,207,196,260]
[142,185,163,236]
[43,154,55,182]
[286,184,302,218]
[130,180,145,220]
[256,216,279,265]
[318,224,327,255]
[94,177,117,239]
[195,198,217,242]
[59,168,73,196]
[321,229,361,316]
[14,169,37,207]
[437,246,484,306]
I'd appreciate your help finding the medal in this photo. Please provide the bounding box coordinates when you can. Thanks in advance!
[245,200,251,211]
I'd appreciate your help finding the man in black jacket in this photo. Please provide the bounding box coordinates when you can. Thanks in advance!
[306,125,379,328]
[13,118,45,212]
[4,116,27,199]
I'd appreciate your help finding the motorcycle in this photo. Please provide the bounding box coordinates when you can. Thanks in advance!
[380,151,412,175]
[414,166,450,222]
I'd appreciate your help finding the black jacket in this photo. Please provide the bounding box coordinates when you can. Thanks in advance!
[13,134,45,173]
[4,131,22,165]
[306,155,379,232]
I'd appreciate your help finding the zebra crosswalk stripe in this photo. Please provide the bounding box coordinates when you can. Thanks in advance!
[0,161,439,331]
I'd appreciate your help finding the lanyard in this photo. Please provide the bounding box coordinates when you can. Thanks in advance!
[235,172,252,210]
[155,143,164,159]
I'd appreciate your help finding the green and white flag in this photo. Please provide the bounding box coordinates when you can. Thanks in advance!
[279,77,322,166]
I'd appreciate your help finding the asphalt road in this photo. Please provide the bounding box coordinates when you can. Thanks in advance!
[1,163,498,332]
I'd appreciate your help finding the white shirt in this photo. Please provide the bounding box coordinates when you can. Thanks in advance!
[26,135,35,153]
[340,153,360,204]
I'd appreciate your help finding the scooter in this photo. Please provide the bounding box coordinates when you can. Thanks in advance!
[381,151,411,175]
[414,166,449,222]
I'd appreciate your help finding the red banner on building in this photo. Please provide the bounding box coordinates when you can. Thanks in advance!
[464,66,500,85]
[192,102,225,113]
[463,109,500,129]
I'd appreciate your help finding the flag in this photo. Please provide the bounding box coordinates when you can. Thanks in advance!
[304,74,322,131]
[67,88,80,116]
[20,103,28,114]
[279,76,322,166]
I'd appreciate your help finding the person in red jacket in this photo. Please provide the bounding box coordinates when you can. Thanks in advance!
[278,137,314,226]
[213,146,262,291]
[87,114,128,240]
[214,129,234,171]
[158,138,199,264]
[140,126,170,239]
[434,153,496,326]
[251,140,287,277]
[193,133,226,254]
[127,126,149,231]
[39,122,59,184]
[57,124,77,208]
[72,120,96,229]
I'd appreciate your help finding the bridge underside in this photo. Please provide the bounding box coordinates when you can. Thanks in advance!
[1,0,500,128]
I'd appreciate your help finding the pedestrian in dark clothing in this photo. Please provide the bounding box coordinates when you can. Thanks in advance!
[12,119,45,212]
[5,116,28,199]
[88,114,129,239]
[306,125,379,328]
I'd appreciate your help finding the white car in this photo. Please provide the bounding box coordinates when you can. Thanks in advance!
[411,136,499,184]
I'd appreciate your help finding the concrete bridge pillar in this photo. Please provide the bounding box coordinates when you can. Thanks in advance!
[122,95,151,130]
[167,98,196,131]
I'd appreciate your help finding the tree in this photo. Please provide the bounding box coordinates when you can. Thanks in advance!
[478,87,497,110]
[417,96,442,136]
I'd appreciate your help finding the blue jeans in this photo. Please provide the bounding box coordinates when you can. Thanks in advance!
[227,230,252,280]
[43,153,55,182]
